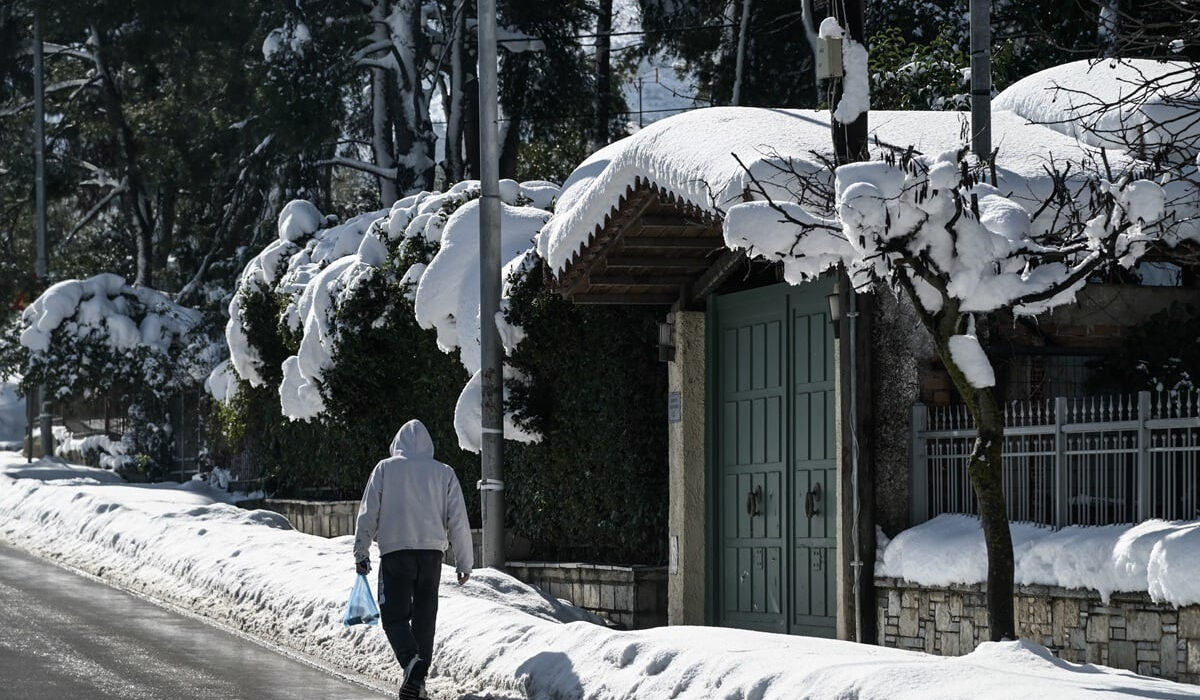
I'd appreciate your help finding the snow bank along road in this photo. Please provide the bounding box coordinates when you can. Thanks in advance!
[0,542,390,699]
[3,453,1200,699]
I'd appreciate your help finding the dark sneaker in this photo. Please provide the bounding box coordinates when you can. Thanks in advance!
[399,656,424,699]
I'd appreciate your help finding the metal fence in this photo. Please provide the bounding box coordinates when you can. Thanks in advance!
[911,391,1200,527]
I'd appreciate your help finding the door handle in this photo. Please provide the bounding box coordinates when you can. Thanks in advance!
[745,485,763,517]
[804,482,821,519]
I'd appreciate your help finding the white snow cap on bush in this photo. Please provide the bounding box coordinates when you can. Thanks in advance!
[20,273,201,356]
[224,181,557,449]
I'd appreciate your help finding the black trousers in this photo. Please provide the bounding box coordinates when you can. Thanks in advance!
[379,549,442,686]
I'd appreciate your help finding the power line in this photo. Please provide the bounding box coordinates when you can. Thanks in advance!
[496,21,737,45]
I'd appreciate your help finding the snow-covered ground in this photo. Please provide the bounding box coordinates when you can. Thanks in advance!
[3,453,1200,698]
[878,514,1200,606]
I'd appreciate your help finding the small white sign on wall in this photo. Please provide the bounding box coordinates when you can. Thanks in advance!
[668,391,682,423]
[669,535,679,575]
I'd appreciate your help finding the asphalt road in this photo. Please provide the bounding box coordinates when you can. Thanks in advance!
[0,542,392,699]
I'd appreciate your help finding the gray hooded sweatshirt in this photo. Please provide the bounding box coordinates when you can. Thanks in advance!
[353,420,474,574]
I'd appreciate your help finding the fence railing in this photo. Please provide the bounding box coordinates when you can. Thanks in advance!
[911,391,1200,527]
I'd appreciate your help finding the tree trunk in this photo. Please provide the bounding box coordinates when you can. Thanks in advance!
[445,0,467,183]
[593,0,613,149]
[88,25,156,286]
[389,0,436,193]
[153,184,177,275]
[900,280,1017,642]
[936,335,1017,642]
[464,71,480,179]
[369,2,400,205]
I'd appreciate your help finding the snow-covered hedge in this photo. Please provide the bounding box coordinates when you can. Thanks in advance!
[220,180,557,451]
[4,273,214,474]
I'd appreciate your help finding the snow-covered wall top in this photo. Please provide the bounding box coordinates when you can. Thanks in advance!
[537,105,1152,276]
[878,514,1200,608]
[994,59,1200,162]
[20,273,202,356]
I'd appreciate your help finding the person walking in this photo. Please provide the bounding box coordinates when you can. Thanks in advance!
[354,419,474,700]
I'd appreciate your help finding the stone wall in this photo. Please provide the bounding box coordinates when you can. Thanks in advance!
[261,499,358,538]
[506,561,668,630]
[876,577,1200,683]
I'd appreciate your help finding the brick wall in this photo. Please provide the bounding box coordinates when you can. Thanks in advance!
[506,562,668,630]
[876,577,1200,683]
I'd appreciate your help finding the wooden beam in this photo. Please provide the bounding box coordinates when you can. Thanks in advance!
[588,274,694,287]
[690,249,745,302]
[559,186,658,297]
[620,236,722,250]
[570,293,677,305]
[606,256,709,269]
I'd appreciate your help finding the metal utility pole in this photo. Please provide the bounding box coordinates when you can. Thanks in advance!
[33,6,53,460]
[969,0,992,160]
[477,0,506,569]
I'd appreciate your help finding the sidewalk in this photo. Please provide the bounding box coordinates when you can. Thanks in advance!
[3,452,1199,700]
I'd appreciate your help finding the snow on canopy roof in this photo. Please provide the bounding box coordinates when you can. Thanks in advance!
[539,106,1141,275]
[994,59,1200,160]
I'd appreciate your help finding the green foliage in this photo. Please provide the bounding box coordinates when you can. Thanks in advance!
[869,27,968,111]
[1093,302,1200,394]
[504,261,668,564]
[211,206,479,509]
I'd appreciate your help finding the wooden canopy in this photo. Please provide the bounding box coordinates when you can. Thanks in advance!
[551,177,745,308]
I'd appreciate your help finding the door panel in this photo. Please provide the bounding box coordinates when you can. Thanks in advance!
[713,280,837,637]
[790,285,837,637]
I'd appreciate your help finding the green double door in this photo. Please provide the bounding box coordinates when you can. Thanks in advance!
[711,280,837,637]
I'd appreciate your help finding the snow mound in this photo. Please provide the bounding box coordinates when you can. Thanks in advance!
[4,457,1197,700]
[879,514,1200,606]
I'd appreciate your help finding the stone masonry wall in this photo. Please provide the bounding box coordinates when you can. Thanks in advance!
[506,562,668,630]
[261,499,358,538]
[876,577,1200,684]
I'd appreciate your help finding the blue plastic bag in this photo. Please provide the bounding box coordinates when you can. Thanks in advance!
[343,574,380,626]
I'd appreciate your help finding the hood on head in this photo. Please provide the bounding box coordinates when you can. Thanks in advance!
[390,419,435,459]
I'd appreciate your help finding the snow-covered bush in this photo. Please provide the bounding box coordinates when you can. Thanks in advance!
[214,183,671,560]
[502,263,669,563]
[2,273,213,476]
[212,181,553,497]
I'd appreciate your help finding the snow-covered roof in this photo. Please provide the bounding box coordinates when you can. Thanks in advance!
[994,59,1200,161]
[538,106,1150,276]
